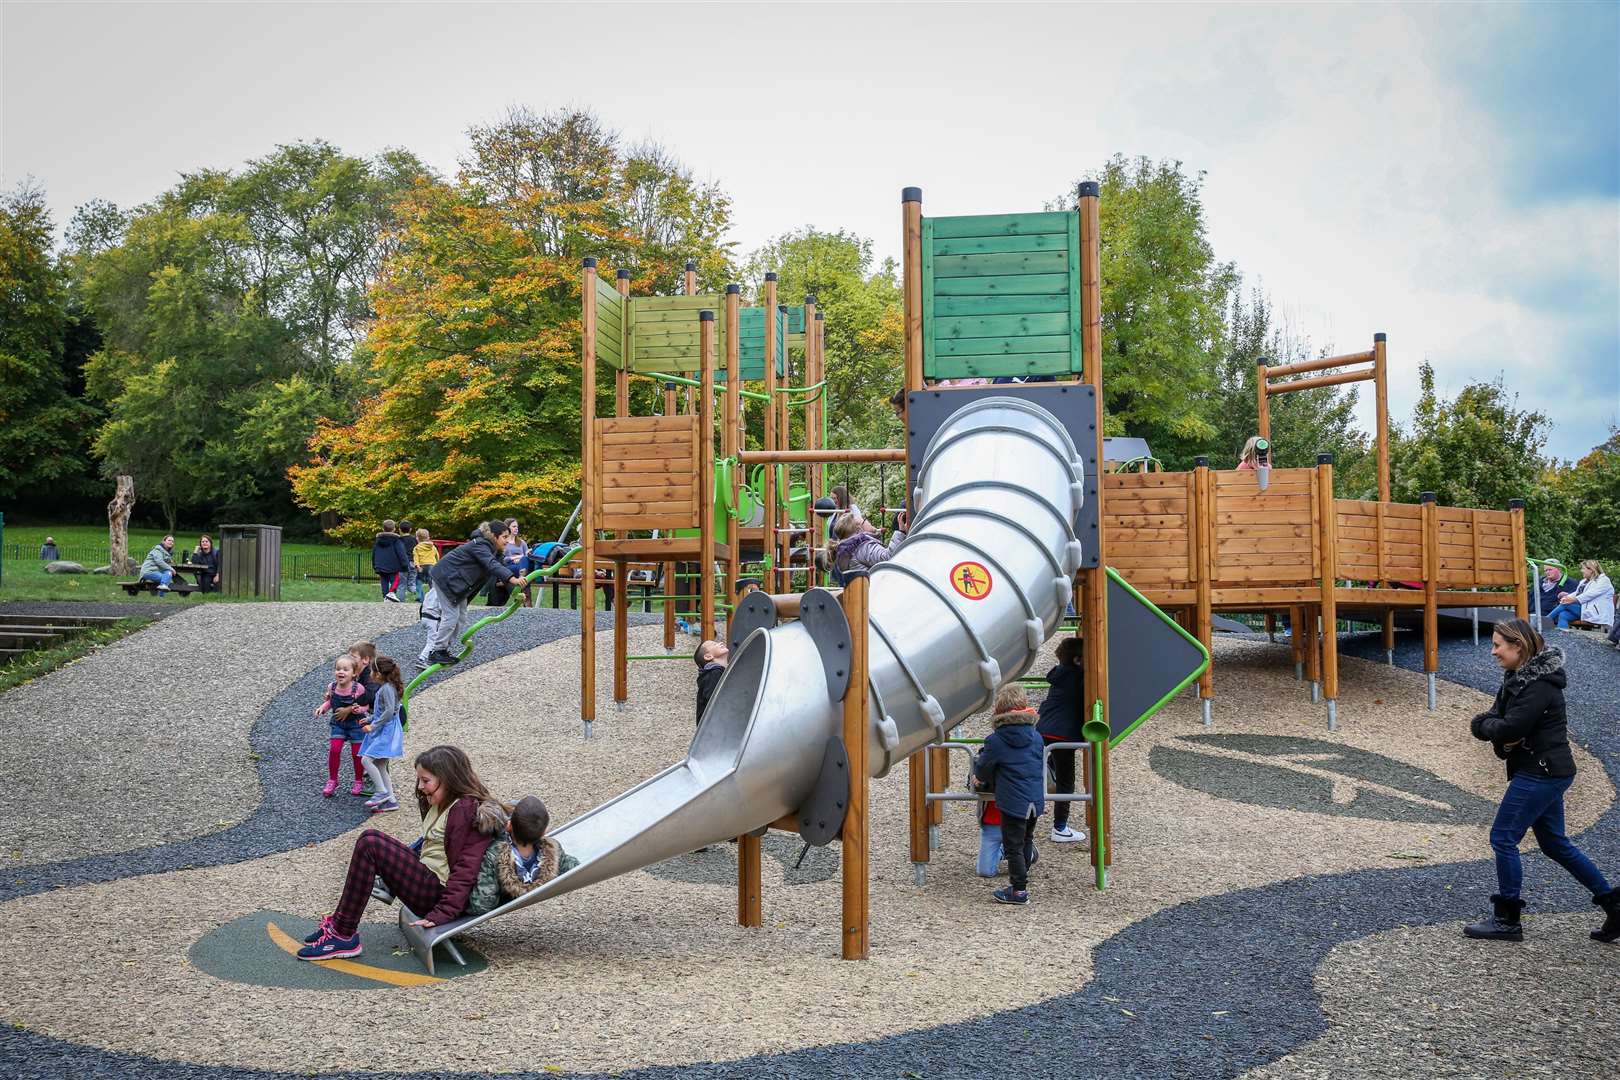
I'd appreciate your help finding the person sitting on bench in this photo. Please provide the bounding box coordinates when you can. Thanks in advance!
[1547,560,1613,631]
[139,535,180,593]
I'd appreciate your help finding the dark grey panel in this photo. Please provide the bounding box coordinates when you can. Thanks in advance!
[1106,573,1207,738]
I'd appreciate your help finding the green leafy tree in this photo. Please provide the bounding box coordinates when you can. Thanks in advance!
[1554,431,1620,567]
[0,184,99,503]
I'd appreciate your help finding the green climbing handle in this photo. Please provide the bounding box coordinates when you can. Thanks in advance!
[1083,700,1109,891]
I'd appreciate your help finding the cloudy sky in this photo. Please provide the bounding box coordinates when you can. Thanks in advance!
[4,1,1615,459]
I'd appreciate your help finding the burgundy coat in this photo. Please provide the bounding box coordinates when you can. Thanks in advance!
[425,797,498,925]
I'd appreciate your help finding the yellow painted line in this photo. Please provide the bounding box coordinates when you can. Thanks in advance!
[266,920,445,987]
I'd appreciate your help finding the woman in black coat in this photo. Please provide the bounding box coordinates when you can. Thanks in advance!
[190,534,221,592]
[1465,618,1618,943]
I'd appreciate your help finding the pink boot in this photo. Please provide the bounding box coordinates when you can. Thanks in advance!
[350,778,365,797]
[322,778,338,797]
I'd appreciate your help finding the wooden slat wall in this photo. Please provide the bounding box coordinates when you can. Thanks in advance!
[1335,499,1423,581]
[1210,468,1318,585]
[920,211,1082,380]
[596,277,625,369]
[593,415,700,531]
[627,294,726,374]
[1104,471,1194,586]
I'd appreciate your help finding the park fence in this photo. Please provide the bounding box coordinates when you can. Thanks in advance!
[3,543,368,582]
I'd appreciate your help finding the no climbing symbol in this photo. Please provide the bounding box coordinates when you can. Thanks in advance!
[949,561,993,600]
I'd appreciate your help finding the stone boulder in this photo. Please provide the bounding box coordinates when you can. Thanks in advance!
[44,561,88,574]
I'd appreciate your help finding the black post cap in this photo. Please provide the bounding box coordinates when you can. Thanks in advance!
[1078,180,1100,198]
[804,293,817,305]
[1257,356,1271,367]
[1420,491,1436,503]
[725,284,740,295]
[699,310,715,322]
[1508,498,1526,509]
[664,382,678,391]
[764,271,778,282]
[1194,455,1209,467]
[616,268,630,280]
[814,312,824,321]
[901,187,922,203]
[778,304,788,313]
[581,257,597,268]
[685,260,697,272]
[1374,332,1387,343]
[1318,452,1335,465]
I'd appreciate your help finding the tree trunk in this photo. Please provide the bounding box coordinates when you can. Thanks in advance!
[108,475,136,576]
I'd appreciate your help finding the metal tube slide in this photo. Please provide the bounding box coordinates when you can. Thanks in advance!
[409,397,1083,963]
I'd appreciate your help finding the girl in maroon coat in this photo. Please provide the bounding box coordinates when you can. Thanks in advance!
[299,745,503,960]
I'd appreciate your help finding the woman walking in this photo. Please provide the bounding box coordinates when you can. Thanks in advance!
[1465,618,1619,943]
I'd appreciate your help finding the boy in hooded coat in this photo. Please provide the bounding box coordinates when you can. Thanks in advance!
[973,684,1045,905]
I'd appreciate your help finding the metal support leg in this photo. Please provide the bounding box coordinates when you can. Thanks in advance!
[1200,698,1212,727]
[1310,681,1320,704]
[1386,650,1394,667]
[912,863,927,886]
[615,701,627,712]
[583,720,594,740]
[1471,608,1479,647]
[1294,661,1304,682]
[1426,673,1437,711]
[1326,699,1338,732]
[928,824,939,851]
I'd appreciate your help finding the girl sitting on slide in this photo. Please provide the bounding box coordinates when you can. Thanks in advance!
[299,744,504,961]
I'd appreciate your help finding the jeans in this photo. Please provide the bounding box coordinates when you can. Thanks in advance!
[139,569,173,588]
[1547,602,1583,628]
[999,809,1037,891]
[1490,772,1611,899]
[976,825,1004,877]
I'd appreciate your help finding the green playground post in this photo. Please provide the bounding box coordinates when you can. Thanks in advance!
[1084,701,1109,890]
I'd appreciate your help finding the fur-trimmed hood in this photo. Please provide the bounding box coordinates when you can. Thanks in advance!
[494,837,570,897]
[1506,646,1566,695]
[992,707,1038,729]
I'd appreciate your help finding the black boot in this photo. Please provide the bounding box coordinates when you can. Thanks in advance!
[1592,888,1620,944]
[1463,894,1525,941]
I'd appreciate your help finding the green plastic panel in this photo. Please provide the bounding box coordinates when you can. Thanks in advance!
[921,211,1082,380]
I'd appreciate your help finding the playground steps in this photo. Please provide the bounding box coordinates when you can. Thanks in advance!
[0,614,127,665]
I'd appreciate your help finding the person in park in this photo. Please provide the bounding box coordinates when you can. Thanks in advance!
[138,535,179,593]
[1036,636,1088,846]
[189,534,221,592]
[410,528,438,603]
[693,639,729,727]
[831,509,907,577]
[1236,436,1264,471]
[1545,559,1613,631]
[1464,618,1618,944]
[371,519,411,602]
[298,745,505,960]
[417,521,525,670]
[1536,560,1574,618]
[972,684,1045,906]
[38,536,59,561]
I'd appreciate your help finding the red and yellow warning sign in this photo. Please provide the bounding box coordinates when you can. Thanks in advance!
[949,561,993,600]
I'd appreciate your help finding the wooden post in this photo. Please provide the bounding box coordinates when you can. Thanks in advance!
[1078,180,1111,863]
[1256,358,1271,445]
[699,309,717,641]
[580,258,599,734]
[840,570,870,959]
[1317,455,1339,728]
[613,557,628,704]
[1193,458,1214,723]
[1374,332,1394,655]
[900,187,929,879]
[1291,605,1307,677]
[1303,603,1320,691]
[683,259,697,296]
[805,296,820,584]
[725,285,742,633]
[763,273,780,593]
[776,303,791,591]
[1421,491,1439,702]
[1509,498,1529,618]
[737,828,762,928]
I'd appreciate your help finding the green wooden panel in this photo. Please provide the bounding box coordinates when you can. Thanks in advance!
[932,293,1070,317]
[594,278,626,369]
[1066,213,1083,378]
[932,272,1071,296]
[936,333,1072,357]
[633,294,722,311]
[931,233,1067,257]
[933,250,1069,278]
[929,352,1075,379]
[927,212,1070,239]
[737,307,786,376]
[629,308,712,325]
[935,312,1070,340]
[921,216,935,367]
[635,328,706,343]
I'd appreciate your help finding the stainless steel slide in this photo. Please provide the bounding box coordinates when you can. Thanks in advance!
[403,396,1086,968]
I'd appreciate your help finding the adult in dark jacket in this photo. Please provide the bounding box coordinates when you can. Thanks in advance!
[973,685,1045,905]
[1535,560,1573,618]
[1036,636,1087,844]
[417,522,524,669]
[189,534,221,592]
[298,745,503,960]
[371,520,411,601]
[1464,618,1618,943]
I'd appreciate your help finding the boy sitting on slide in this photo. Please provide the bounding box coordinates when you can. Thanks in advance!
[496,796,578,899]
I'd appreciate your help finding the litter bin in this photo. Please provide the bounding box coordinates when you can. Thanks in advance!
[219,524,283,599]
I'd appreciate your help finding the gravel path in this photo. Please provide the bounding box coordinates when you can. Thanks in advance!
[0,624,1614,1079]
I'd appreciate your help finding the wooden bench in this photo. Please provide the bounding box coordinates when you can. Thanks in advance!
[118,579,200,597]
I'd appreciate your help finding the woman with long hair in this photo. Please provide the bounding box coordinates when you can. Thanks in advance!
[1465,618,1618,943]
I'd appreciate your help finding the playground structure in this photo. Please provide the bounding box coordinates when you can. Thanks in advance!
[395,184,1532,971]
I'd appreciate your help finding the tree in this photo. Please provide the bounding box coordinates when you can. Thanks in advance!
[1389,363,1571,558]
[1554,431,1620,567]
[291,108,734,544]
[0,183,99,503]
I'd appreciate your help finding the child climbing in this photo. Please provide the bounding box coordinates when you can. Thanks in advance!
[313,655,369,797]
[359,656,407,814]
[694,640,729,726]
[972,684,1045,905]
[417,521,525,670]
[1036,636,1088,846]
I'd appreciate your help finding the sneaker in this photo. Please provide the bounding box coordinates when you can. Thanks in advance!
[992,887,1030,906]
[413,657,430,671]
[370,797,400,814]
[425,649,460,667]
[1050,825,1083,843]
[156,583,170,593]
[359,782,375,797]
[350,779,365,797]
[385,591,400,602]
[303,915,335,943]
[364,791,388,808]
[322,779,338,798]
[297,927,362,961]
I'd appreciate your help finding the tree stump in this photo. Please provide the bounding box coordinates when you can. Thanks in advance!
[108,475,136,576]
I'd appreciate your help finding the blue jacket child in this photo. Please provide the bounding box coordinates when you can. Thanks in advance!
[973,684,1046,902]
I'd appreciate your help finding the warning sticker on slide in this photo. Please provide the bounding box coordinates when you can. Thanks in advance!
[949,561,993,600]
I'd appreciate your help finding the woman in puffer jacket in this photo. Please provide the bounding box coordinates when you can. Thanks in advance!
[1464,618,1618,944]
[831,510,906,576]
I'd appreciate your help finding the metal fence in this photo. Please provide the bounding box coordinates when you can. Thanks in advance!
[4,543,366,581]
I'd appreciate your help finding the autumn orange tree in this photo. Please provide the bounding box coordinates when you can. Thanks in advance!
[291,107,733,544]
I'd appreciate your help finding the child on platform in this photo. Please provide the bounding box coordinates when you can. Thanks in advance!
[314,655,369,797]
[359,656,407,813]
[1036,636,1088,846]
[972,684,1045,905]
[694,640,729,727]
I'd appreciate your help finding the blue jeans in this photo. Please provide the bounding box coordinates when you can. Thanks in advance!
[976,825,1003,877]
[139,569,173,588]
[1490,772,1611,899]
[1547,602,1583,628]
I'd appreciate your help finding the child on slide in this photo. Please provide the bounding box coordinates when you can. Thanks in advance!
[314,655,369,797]
[358,656,407,814]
